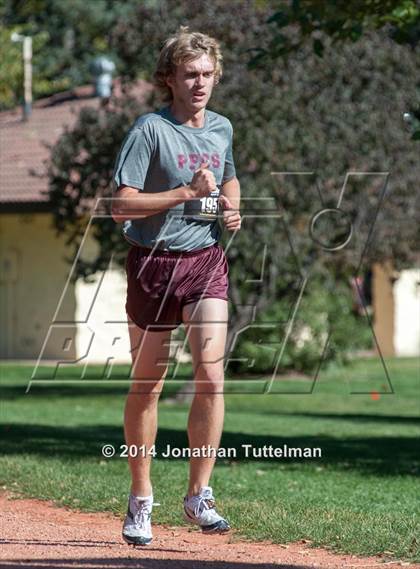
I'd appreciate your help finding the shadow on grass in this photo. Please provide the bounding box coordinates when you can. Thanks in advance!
[0,382,183,400]
[245,411,420,425]
[1,423,419,476]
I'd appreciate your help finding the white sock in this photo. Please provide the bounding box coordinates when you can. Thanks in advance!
[131,494,153,501]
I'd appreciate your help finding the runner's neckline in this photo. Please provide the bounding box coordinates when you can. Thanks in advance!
[161,105,209,133]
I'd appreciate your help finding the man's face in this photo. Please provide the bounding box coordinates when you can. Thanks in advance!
[166,54,216,112]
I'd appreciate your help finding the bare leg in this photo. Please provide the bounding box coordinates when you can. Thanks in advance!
[124,316,172,497]
[182,298,228,498]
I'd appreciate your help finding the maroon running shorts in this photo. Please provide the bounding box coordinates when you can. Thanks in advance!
[125,243,229,331]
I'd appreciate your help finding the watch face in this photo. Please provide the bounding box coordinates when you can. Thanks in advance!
[184,187,220,221]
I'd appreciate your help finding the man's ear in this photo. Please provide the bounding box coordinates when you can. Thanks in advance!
[165,73,174,89]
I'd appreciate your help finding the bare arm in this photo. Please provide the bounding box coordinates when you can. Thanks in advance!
[111,185,193,223]
[220,176,242,232]
[221,176,241,209]
[112,162,217,223]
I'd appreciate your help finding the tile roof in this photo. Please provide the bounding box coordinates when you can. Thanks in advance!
[0,80,150,206]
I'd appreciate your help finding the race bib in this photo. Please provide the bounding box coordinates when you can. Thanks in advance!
[184,187,220,221]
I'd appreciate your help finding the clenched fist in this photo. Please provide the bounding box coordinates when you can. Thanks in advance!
[219,194,241,231]
[188,161,217,198]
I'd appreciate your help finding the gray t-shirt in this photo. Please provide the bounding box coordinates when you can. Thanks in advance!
[113,105,236,251]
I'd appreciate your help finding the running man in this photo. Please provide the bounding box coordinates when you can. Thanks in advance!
[112,27,241,546]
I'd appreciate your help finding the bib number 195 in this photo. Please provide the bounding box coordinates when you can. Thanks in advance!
[184,187,220,221]
[199,195,218,216]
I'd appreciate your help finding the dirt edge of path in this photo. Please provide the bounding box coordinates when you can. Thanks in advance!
[0,492,417,569]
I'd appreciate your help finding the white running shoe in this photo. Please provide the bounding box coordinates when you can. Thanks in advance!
[122,494,153,546]
[183,486,230,533]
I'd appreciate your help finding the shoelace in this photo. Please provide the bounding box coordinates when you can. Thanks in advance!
[194,494,216,517]
[133,501,152,527]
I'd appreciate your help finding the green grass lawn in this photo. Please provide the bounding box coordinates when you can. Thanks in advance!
[0,357,419,562]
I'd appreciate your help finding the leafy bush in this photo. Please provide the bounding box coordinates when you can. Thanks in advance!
[229,276,373,374]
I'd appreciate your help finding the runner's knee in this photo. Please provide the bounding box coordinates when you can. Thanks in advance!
[194,365,224,393]
[128,372,167,399]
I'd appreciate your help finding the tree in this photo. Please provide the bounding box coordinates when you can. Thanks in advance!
[0,0,135,109]
[248,0,420,64]
[248,0,420,140]
[45,0,419,376]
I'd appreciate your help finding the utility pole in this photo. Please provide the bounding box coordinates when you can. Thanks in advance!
[11,32,33,121]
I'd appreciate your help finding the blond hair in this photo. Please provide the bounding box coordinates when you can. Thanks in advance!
[154,26,223,101]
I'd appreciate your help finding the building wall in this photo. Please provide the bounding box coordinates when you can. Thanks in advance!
[0,212,76,359]
[372,262,420,358]
[0,211,133,366]
[372,261,395,357]
[394,268,420,356]
[75,258,132,366]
